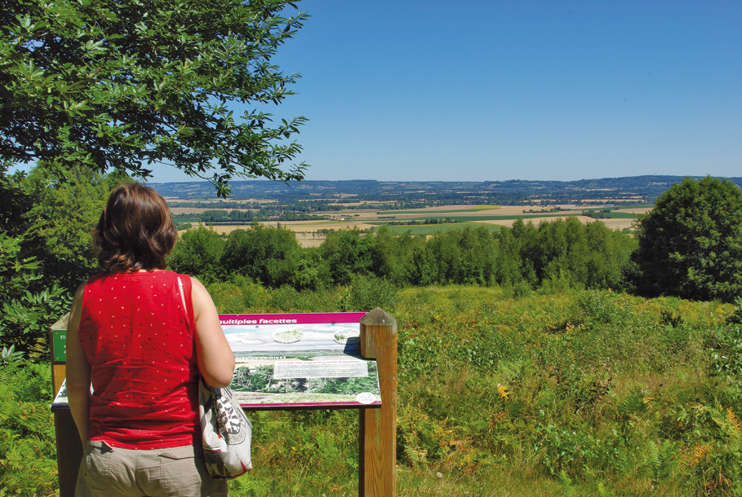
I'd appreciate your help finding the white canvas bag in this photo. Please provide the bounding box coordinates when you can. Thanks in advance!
[178,276,253,478]
[198,379,253,478]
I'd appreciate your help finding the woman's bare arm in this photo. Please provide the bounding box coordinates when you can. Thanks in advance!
[66,283,91,448]
[191,277,235,388]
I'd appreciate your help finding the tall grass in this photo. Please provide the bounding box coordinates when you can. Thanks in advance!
[214,282,741,496]
[2,280,740,496]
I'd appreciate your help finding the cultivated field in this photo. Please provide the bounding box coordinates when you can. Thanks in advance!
[175,204,652,247]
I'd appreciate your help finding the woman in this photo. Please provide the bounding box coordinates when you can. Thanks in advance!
[66,182,235,497]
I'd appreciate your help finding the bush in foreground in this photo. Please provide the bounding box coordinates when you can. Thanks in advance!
[0,358,57,496]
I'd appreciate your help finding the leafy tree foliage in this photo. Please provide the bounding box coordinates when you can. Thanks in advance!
[0,164,120,352]
[0,226,68,353]
[425,226,497,286]
[220,223,301,287]
[492,218,636,292]
[0,165,53,353]
[1,0,308,196]
[319,228,375,285]
[633,177,742,302]
[23,165,125,289]
[370,227,422,285]
[168,224,226,285]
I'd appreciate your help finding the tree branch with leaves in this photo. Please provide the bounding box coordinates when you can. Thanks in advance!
[1,0,309,197]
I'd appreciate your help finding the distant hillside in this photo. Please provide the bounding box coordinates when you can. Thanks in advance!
[150,175,742,205]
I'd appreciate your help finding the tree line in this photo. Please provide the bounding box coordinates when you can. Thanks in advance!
[168,217,637,293]
[167,176,742,304]
[173,208,325,225]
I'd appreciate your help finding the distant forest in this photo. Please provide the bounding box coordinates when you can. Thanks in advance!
[151,175,742,205]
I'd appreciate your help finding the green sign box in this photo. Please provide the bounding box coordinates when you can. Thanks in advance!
[52,329,66,362]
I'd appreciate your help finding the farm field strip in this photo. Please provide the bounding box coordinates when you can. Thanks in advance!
[384,208,503,215]
[381,222,502,235]
[381,213,583,222]
[372,211,642,223]
[174,203,647,246]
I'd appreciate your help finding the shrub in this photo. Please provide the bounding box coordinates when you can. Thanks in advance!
[0,361,57,496]
[342,274,399,313]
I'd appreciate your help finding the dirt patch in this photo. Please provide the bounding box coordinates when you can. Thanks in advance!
[268,221,377,231]
[620,207,652,215]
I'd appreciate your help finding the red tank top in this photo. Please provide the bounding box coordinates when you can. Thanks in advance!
[78,271,200,449]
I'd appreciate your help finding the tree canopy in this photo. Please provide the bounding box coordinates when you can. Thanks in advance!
[0,164,121,352]
[633,176,742,302]
[1,0,308,196]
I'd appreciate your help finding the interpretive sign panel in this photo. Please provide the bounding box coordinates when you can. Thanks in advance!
[52,312,381,410]
[221,312,380,409]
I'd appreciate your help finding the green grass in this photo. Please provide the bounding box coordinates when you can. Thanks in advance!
[215,284,742,496]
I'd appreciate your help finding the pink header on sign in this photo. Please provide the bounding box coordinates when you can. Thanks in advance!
[218,312,366,326]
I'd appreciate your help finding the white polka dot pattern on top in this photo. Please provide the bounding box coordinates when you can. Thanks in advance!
[77,271,199,450]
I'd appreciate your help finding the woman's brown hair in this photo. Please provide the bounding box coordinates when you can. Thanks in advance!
[94,182,177,272]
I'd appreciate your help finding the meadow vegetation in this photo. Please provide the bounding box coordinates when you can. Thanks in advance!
[3,282,742,496]
[216,282,742,496]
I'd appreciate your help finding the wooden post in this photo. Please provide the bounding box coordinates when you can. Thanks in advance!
[359,308,397,497]
[50,314,82,497]
[54,411,82,497]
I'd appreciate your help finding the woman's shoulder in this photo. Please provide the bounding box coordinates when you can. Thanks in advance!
[83,270,183,288]
[81,272,109,289]
[153,269,192,280]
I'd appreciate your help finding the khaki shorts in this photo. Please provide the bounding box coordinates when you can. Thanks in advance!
[75,440,229,497]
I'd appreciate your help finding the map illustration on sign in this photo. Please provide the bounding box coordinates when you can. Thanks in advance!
[222,312,381,409]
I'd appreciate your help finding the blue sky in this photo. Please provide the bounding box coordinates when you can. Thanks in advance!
[128,1,742,183]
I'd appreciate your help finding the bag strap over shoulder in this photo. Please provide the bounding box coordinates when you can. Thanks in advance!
[177,275,195,332]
